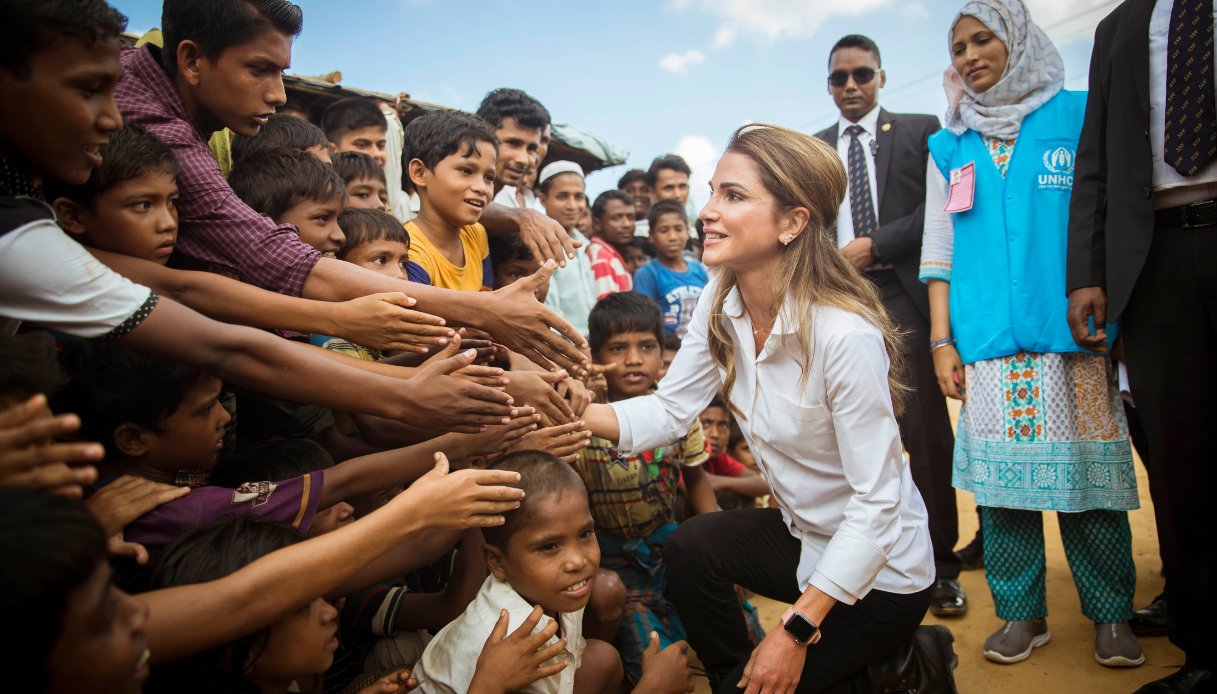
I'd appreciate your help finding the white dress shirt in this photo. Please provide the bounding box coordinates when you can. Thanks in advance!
[411,575,586,694]
[611,275,933,605]
[834,106,882,248]
[494,184,542,211]
[1148,0,1217,208]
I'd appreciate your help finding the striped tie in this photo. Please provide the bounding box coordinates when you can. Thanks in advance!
[1165,0,1216,176]
[845,124,878,237]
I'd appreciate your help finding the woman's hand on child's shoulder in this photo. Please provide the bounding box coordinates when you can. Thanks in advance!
[468,606,568,694]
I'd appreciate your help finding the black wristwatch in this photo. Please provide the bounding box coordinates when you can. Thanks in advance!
[781,608,821,645]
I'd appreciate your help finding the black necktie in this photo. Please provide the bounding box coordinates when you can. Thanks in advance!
[1165,0,1216,176]
[845,125,877,237]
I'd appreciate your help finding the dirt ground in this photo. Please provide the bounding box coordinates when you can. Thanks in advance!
[692,404,1180,693]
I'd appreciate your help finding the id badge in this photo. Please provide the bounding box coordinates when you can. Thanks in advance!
[943,162,975,213]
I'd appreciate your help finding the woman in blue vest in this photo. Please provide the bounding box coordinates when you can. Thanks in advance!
[919,0,1143,669]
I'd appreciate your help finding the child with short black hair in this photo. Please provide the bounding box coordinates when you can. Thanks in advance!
[623,238,650,276]
[322,97,388,167]
[46,123,181,266]
[658,331,681,381]
[697,397,771,509]
[402,110,498,291]
[588,190,636,299]
[333,151,389,210]
[489,232,548,303]
[412,450,693,694]
[336,207,410,278]
[634,199,708,339]
[229,147,347,256]
[575,293,718,683]
[230,113,331,164]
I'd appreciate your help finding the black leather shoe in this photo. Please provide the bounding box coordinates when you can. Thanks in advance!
[1133,665,1216,693]
[1130,593,1168,636]
[955,532,984,571]
[930,578,968,617]
[863,625,959,693]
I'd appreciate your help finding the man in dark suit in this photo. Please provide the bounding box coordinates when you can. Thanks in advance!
[814,34,965,618]
[1067,1,1216,691]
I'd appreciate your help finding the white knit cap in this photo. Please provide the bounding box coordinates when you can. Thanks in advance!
[538,160,584,186]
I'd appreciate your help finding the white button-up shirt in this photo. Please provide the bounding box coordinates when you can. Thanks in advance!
[611,276,933,605]
[411,575,585,693]
[834,106,882,248]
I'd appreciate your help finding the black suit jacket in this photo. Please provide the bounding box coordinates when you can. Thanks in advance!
[815,109,941,322]
[1067,0,1157,321]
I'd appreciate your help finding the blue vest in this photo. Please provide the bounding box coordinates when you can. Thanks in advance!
[927,90,1114,364]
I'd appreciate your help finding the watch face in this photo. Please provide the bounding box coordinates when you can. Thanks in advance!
[783,612,817,643]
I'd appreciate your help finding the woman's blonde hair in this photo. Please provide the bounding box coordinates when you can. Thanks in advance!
[707,123,909,416]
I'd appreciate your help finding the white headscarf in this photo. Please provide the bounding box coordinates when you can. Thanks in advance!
[943,0,1064,139]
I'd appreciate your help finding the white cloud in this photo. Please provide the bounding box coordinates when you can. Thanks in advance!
[673,134,722,210]
[901,2,929,22]
[670,0,892,44]
[659,49,707,76]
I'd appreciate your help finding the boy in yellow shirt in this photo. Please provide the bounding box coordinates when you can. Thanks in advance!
[403,111,498,292]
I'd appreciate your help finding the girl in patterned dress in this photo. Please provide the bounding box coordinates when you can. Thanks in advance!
[919,0,1143,669]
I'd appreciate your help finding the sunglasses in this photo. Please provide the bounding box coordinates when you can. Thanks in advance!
[828,67,879,87]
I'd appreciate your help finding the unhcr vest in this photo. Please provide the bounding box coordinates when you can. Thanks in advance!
[927,90,1114,364]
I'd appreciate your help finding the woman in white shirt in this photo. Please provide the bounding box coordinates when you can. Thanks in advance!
[584,124,949,693]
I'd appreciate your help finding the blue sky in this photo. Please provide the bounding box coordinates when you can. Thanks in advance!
[112,0,1120,207]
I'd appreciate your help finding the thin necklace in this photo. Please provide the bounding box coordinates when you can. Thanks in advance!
[752,314,777,335]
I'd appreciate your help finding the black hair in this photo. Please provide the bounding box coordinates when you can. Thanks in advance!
[210,438,333,488]
[488,232,534,267]
[147,517,302,693]
[230,114,329,164]
[475,88,551,131]
[482,450,586,551]
[662,331,682,353]
[59,340,203,457]
[705,395,728,413]
[44,123,179,208]
[588,292,664,354]
[829,34,882,68]
[591,189,634,222]
[0,333,68,404]
[647,198,687,231]
[402,110,498,173]
[728,418,747,451]
[645,154,691,187]
[279,97,313,121]
[0,488,109,693]
[332,151,387,186]
[229,147,346,220]
[321,98,386,143]
[161,0,303,78]
[335,207,409,260]
[0,0,127,78]
[536,170,584,197]
[617,168,649,190]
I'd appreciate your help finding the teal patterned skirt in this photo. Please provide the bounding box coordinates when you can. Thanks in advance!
[952,351,1138,512]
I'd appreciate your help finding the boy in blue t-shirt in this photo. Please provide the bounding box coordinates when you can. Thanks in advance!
[633,199,708,338]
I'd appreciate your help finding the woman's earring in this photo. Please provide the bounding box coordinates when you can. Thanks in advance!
[780,233,795,245]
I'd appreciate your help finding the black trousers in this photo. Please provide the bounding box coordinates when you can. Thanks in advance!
[1121,223,1217,669]
[868,270,960,579]
[666,508,931,693]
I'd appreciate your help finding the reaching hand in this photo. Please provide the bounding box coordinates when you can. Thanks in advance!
[636,632,694,693]
[402,337,518,434]
[468,606,569,694]
[392,453,525,530]
[0,395,103,498]
[505,370,576,426]
[84,475,190,565]
[556,376,593,418]
[329,292,454,354]
[356,668,417,693]
[1066,286,1108,352]
[508,420,591,463]
[516,207,580,268]
[482,261,589,376]
[452,407,541,461]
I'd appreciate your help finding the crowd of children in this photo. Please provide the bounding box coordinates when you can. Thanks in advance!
[0,1,767,692]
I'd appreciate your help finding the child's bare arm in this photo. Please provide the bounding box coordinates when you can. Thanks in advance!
[119,298,515,433]
[91,248,451,353]
[140,454,524,665]
[706,470,771,498]
[683,465,721,515]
